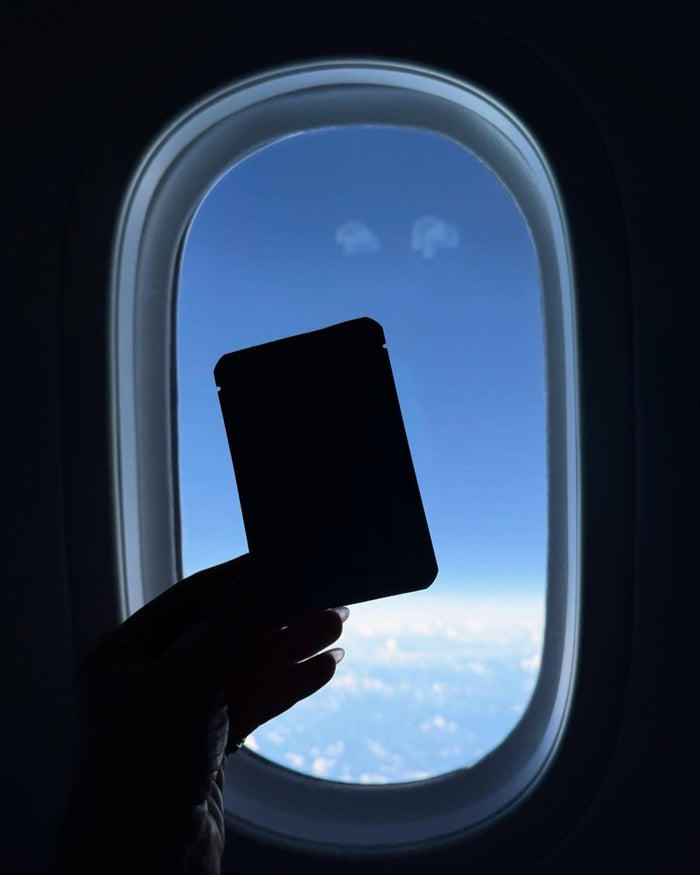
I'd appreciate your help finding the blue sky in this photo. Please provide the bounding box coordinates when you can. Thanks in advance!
[176,125,546,599]
[175,125,547,781]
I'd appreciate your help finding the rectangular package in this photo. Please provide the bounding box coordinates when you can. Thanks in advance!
[214,317,437,612]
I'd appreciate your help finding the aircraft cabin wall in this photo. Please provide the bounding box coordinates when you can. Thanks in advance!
[1,1,696,873]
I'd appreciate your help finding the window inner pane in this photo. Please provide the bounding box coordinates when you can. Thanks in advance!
[176,126,546,783]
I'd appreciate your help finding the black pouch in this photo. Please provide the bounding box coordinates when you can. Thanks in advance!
[214,317,437,613]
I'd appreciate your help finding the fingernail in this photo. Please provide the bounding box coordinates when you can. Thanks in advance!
[328,647,345,663]
[327,606,350,623]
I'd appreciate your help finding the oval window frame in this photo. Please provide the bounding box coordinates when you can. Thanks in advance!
[110,59,579,851]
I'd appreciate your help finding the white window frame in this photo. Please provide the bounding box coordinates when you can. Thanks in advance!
[109,59,579,852]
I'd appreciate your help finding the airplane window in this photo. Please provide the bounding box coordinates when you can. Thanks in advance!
[176,125,546,784]
[111,58,580,847]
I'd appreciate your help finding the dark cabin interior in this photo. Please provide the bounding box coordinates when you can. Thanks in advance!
[2,1,696,872]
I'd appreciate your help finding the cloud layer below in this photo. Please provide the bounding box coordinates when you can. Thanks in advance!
[246,593,545,784]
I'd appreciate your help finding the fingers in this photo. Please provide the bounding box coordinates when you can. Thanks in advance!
[249,607,348,676]
[160,557,300,679]
[160,558,350,697]
[226,608,349,738]
[228,648,345,739]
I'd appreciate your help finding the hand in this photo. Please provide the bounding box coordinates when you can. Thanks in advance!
[55,555,347,874]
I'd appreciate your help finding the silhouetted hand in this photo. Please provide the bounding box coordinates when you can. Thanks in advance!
[53,554,347,875]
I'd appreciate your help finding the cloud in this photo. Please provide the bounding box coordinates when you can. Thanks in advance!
[439,744,464,760]
[520,652,541,673]
[359,773,390,784]
[367,738,389,758]
[311,757,335,777]
[339,594,545,667]
[402,770,434,781]
[244,734,259,752]
[335,220,381,254]
[333,671,395,697]
[430,681,447,705]
[325,740,345,757]
[420,714,458,733]
[264,729,285,744]
[410,215,459,259]
[247,593,546,784]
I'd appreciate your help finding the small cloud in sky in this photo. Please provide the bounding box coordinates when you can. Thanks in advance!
[411,216,459,259]
[420,714,457,733]
[439,744,464,759]
[312,756,335,777]
[430,681,447,705]
[520,652,541,673]
[359,773,390,784]
[333,671,395,697]
[285,751,305,769]
[335,220,381,254]
[410,215,459,259]
[367,738,389,758]
[408,621,433,636]
[404,770,433,781]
